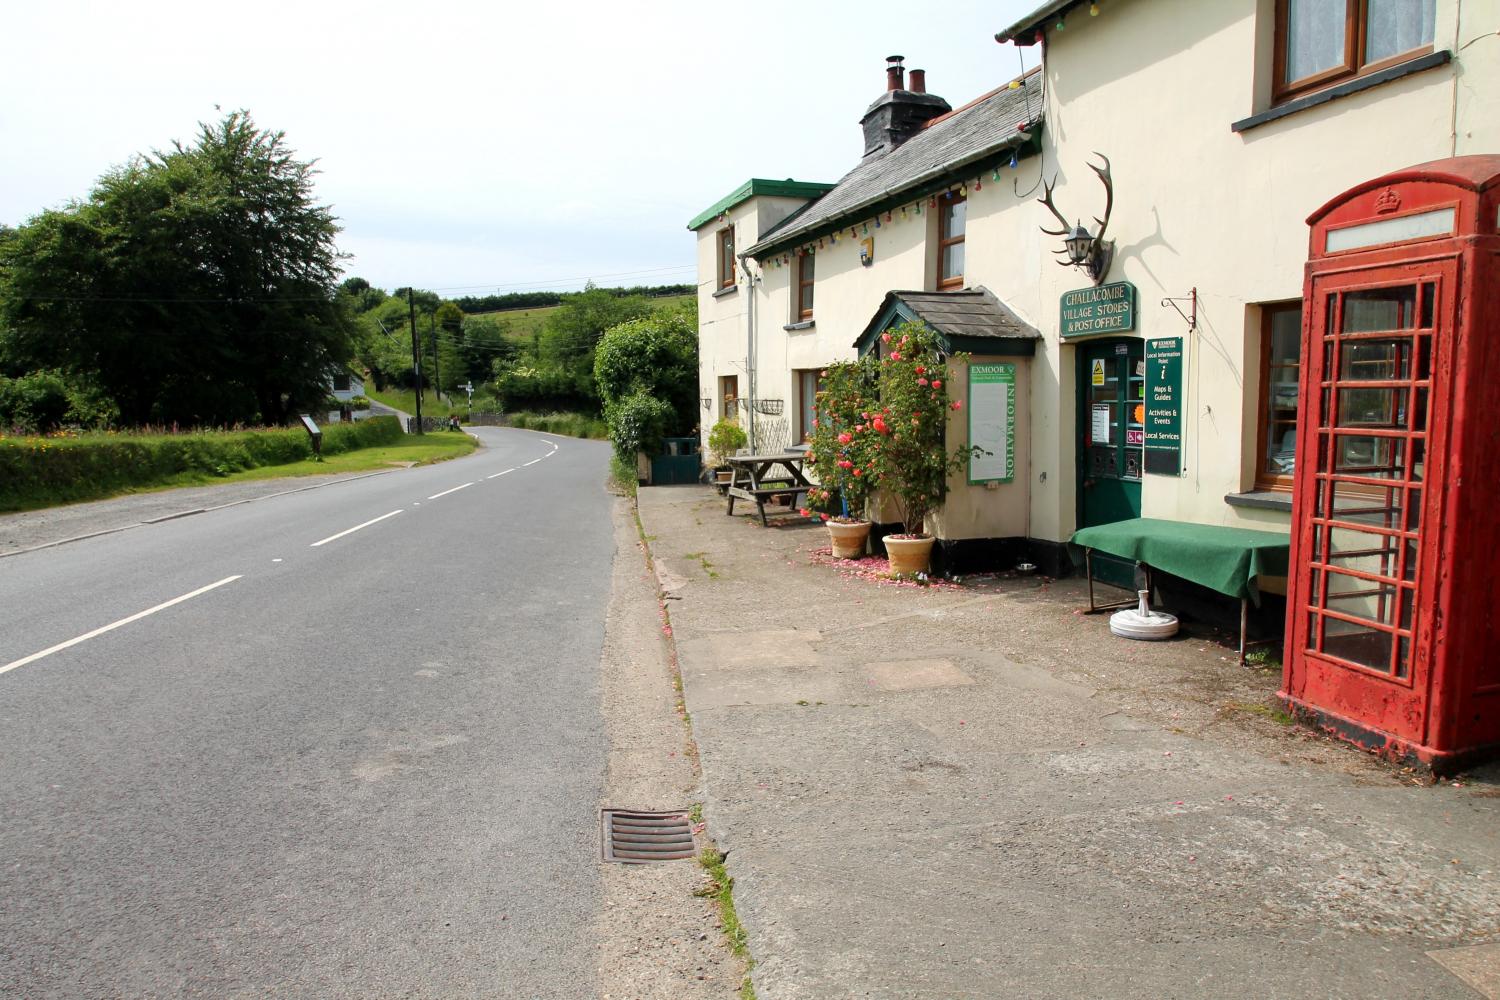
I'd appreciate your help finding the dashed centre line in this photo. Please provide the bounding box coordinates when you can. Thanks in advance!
[523,458,543,467]
[427,482,475,500]
[309,509,404,547]
[0,575,243,677]
[487,468,516,479]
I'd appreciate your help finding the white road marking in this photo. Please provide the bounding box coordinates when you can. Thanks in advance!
[309,509,404,547]
[487,468,515,479]
[426,482,474,500]
[272,558,282,563]
[0,575,243,677]
[523,458,543,467]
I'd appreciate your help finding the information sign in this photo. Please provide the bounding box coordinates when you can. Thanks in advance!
[1144,337,1184,475]
[968,363,1016,483]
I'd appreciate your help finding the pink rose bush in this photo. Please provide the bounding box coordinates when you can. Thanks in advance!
[805,323,981,535]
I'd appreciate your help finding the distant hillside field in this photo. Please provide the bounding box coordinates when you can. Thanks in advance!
[467,292,695,342]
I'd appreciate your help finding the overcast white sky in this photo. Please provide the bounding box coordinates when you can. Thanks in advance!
[2,0,1037,296]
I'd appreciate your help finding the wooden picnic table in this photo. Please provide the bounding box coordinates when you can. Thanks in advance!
[724,452,813,527]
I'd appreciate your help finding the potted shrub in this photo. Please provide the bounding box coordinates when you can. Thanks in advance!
[707,417,747,493]
[867,323,981,576]
[804,357,879,559]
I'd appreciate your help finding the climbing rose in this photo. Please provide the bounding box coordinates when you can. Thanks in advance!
[799,508,811,517]
[837,432,852,445]
[820,513,830,521]
[890,351,902,361]
[917,378,928,387]
[872,416,888,434]
[852,468,862,477]
[838,459,853,469]
[915,365,926,375]
[951,400,962,410]
[932,379,942,389]
[881,333,891,343]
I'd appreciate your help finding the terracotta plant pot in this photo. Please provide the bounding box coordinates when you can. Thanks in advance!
[826,519,872,559]
[884,534,936,575]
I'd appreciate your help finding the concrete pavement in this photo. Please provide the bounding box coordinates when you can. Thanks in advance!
[639,485,1500,1000]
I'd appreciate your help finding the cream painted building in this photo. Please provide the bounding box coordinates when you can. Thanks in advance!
[689,0,1498,601]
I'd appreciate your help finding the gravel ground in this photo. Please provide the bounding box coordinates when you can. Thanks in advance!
[595,497,747,998]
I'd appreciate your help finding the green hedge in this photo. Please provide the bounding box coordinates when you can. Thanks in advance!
[506,411,608,439]
[0,416,402,511]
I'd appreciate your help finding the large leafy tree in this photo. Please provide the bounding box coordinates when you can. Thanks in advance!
[0,111,352,426]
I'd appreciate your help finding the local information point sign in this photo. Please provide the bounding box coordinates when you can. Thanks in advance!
[968,362,1015,483]
[1144,337,1184,475]
[1061,281,1136,338]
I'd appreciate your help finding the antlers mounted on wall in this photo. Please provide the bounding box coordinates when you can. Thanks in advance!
[1037,152,1115,285]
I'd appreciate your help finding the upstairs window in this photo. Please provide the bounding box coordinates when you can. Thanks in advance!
[938,192,966,290]
[717,227,736,289]
[1275,0,1435,102]
[796,252,815,320]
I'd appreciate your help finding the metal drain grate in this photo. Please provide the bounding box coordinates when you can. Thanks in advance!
[601,809,696,864]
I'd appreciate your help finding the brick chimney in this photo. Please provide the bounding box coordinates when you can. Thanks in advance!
[860,56,951,158]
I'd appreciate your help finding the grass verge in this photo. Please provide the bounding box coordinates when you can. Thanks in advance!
[365,386,458,417]
[609,454,638,497]
[155,432,477,489]
[695,849,757,999]
[506,410,607,439]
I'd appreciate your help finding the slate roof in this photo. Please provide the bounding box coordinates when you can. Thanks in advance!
[854,287,1041,353]
[746,71,1044,258]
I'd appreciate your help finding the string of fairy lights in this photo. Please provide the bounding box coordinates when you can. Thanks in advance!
[747,126,1032,272]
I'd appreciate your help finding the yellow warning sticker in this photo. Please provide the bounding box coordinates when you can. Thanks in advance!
[1091,358,1106,386]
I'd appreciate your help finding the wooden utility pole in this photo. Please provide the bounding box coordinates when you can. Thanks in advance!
[407,287,423,434]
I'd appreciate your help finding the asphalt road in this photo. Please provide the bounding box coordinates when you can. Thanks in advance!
[0,427,616,998]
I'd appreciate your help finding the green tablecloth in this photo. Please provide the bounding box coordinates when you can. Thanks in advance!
[1070,517,1290,604]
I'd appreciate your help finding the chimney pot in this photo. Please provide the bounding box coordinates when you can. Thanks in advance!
[885,54,905,91]
[909,69,926,93]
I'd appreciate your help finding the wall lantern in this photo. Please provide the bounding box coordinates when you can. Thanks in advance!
[1039,152,1115,285]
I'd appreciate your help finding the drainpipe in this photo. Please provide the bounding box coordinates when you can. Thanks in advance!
[738,252,759,451]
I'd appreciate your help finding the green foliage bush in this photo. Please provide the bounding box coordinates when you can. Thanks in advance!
[505,411,608,439]
[0,416,401,511]
[606,390,674,460]
[594,301,699,461]
[706,419,747,467]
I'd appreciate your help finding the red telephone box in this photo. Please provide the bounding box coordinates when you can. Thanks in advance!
[1282,155,1500,774]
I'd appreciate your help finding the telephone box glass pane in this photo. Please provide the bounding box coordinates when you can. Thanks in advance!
[1342,287,1416,331]
[1323,619,1394,672]
[1340,339,1410,381]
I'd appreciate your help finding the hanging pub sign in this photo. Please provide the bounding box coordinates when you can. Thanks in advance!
[1144,337,1183,475]
[968,363,1016,483]
[1060,281,1136,338]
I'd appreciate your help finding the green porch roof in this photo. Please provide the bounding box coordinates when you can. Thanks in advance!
[686,178,836,231]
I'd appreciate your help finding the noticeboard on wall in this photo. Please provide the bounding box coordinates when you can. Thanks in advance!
[1144,337,1184,475]
[968,362,1016,483]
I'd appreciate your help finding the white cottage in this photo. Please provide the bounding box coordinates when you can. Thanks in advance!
[689,0,1497,632]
